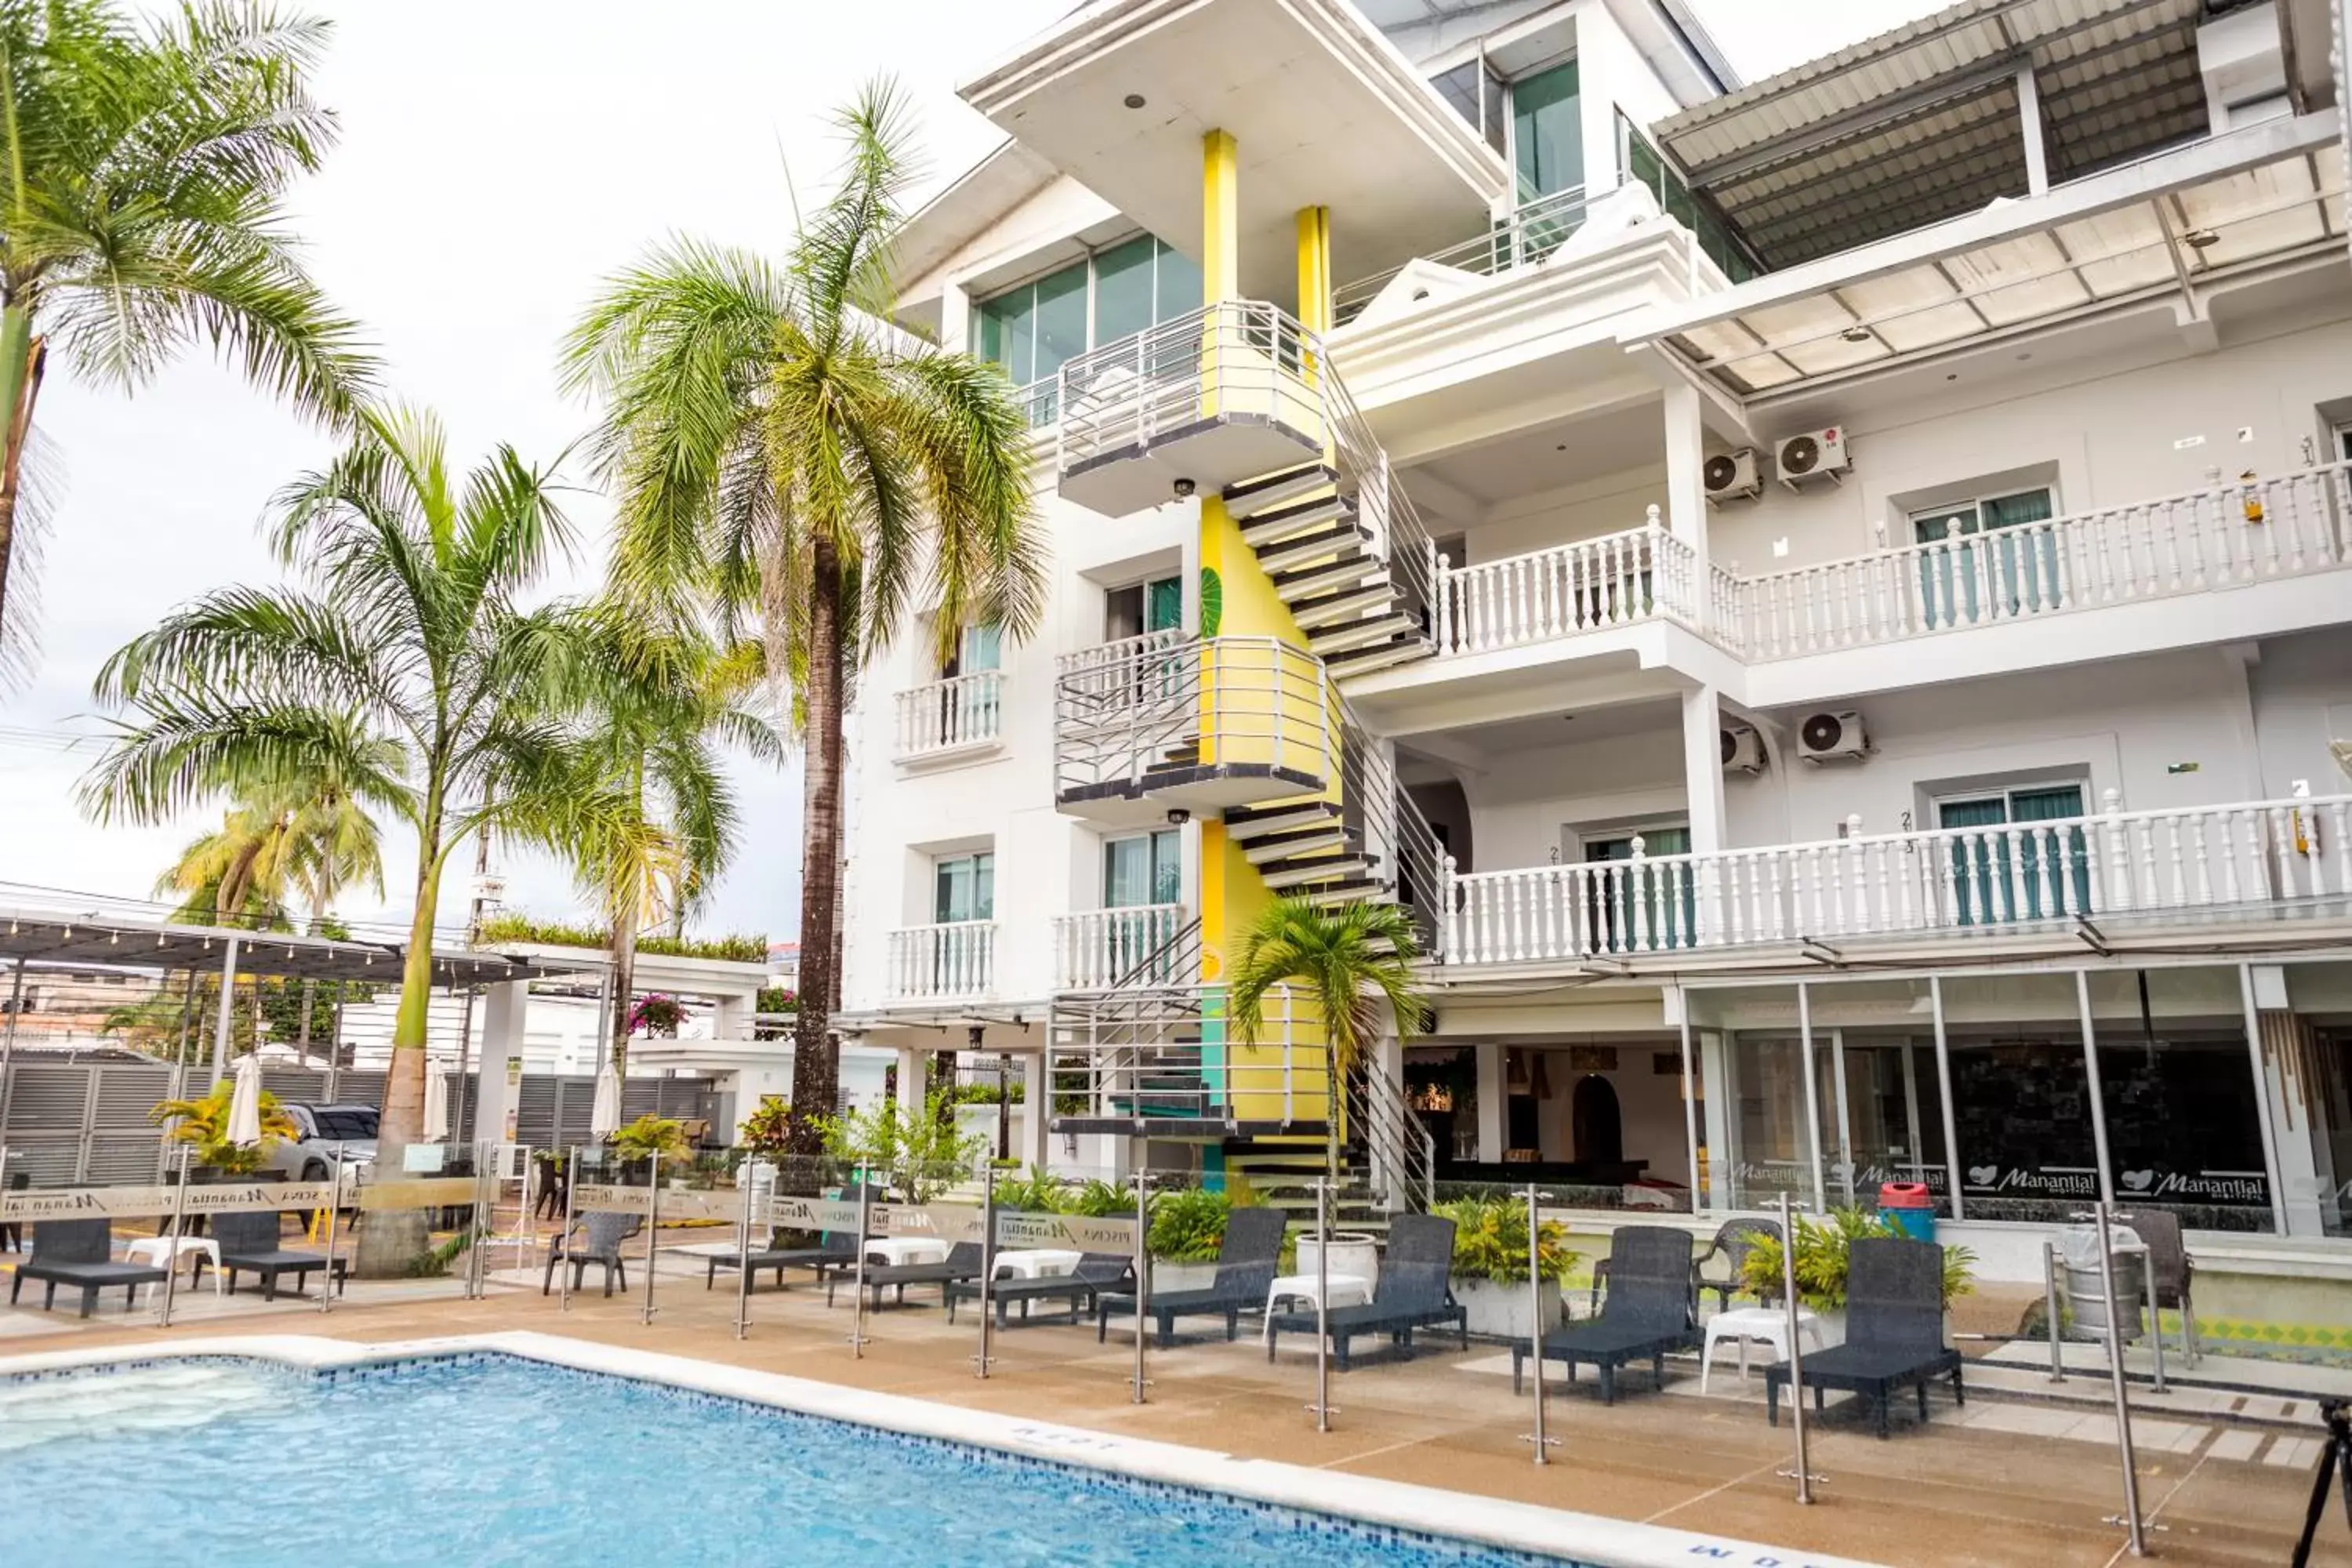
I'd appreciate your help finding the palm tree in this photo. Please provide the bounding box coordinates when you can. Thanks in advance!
[560,81,1045,1152]
[156,775,386,929]
[80,405,651,1272]
[560,604,782,1074]
[1227,896,1432,1181]
[0,0,376,669]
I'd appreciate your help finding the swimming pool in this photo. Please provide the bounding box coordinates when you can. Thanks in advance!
[1,1352,1574,1567]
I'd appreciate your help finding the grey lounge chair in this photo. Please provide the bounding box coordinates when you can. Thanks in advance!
[1766,1236,1963,1438]
[541,1210,641,1297]
[1096,1205,1286,1348]
[1516,1225,1700,1403]
[8,1218,169,1318]
[1266,1213,1468,1370]
[827,1240,986,1309]
[205,1210,333,1301]
[947,1251,1137,1327]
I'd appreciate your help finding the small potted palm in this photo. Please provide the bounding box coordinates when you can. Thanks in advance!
[149,1080,299,1178]
[608,1113,692,1186]
[1434,1192,1579,1338]
[1145,1186,1230,1293]
[1740,1205,1977,1348]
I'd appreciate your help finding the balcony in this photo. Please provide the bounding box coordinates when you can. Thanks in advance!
[1431,509,1704,657]
[1444,793,2352,969]
[884,922,996,1003]
[892,672,1004,765]
[1052,630,1338,826]
[1051,904,1188,991]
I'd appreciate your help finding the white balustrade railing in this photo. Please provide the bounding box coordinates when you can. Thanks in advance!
[885,922,996,1000]
[1053,904,1188,990]
[1432,508,1700,657]
[1728,462,2352,659]
[1444,793,2352,965]
[894,671,1004,760]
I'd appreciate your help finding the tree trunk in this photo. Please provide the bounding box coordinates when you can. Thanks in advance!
[785,539,847,1156]
[607,914,639,1077]
[0,312,44,655]
[354,857,445,1276]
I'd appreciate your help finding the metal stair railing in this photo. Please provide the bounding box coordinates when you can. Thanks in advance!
[1342,1053,1435,1214]
[1336,711,1447,957]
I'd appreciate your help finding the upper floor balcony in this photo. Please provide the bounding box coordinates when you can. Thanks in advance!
[1051,903,1189,992]
[884,921,996,1004]
[892,670,1005,766]
[1442,791,2352,972]
[1052,630,1338,828]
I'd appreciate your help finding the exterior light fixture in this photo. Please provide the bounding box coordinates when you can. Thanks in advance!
[2181,227,2219,249]
[1123,93,1146,109]
[1840,325,1871,343]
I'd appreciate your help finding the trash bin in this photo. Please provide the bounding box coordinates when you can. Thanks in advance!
[2058,1227,2147,1343]
[1878,1181,1936,1240]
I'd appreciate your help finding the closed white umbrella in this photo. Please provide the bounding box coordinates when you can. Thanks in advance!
[423,1063,451,1143]
[226,1052,266,1148]
[590,1062,623,1137]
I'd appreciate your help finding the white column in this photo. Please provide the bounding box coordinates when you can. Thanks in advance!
[1681,686,1727,855]
[1021,1051,1048,1174]
[1370,1033,1406,1203]
[938,278,972,354]
[1475,1042,1505,1163]
[2242,964,2310,1236]
[893,1044,926,1120]
[1698,1029,1733,1212]
[2016,66,2049,197]
[474,979,531,1147]
[1662,382,1710,568]
[713,991,751,1042]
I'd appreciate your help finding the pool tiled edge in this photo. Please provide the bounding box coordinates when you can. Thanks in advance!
[0,1333,1888,1568]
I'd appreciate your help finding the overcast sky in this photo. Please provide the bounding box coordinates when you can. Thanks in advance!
[0,0,1941,946]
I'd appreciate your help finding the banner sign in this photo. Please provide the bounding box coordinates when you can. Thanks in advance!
[762,1194,865,1232]
[3,1180,339,1221]
[572,1183,652,1215]
[355,1177,485,1211]
[995,1210,1138,1252]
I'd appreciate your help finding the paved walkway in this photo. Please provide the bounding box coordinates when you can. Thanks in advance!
[6,1239,2347,1567]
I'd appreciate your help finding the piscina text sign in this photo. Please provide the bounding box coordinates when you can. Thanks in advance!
[1,1181,339,1220]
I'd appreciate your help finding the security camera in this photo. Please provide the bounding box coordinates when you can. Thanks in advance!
[1172,477,1196,500]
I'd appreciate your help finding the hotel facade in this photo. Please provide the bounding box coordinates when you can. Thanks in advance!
[831,0,2352,1328]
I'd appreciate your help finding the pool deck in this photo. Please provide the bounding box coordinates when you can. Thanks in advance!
[5,1240,2347,1568]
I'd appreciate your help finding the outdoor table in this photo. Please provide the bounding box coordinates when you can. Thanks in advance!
[125,1235,223,1298]
[1261,1271,1374,1341]
[1699,1304,1827,1395]
[863,1236,949,1268]
[995,1248,1083,1279]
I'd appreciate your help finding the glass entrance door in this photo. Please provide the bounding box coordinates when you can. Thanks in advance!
[1102,829,1181,979]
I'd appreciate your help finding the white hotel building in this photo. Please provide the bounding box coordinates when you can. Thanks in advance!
[833,0,2352,1336]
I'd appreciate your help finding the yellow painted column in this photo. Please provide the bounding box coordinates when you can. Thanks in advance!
[1202,129,1239,305]
[1295,205,1331,335]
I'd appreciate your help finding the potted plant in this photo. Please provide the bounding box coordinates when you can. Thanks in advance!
[1434,1193,1580,1338]
[627,993,688,1037]
[609,1113,692,1185]
[149,1080,299,1178]
[814,1090,984,1202]
[1740,1205,1976,1347]
[1146,1187,1231,1293]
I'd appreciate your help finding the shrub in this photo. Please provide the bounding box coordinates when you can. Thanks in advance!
[477,913,768,964]
[994,1166,1067,1213]
[1740,1205,1977,1309]
[1148,1187,1231,1262]
[609,1114,691,1163]
[737,1096,794,1161]
[148,1080,299,1174]
[1432,1195,1578,1285]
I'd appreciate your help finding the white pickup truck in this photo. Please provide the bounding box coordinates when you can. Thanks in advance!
[258,1103,379,1182]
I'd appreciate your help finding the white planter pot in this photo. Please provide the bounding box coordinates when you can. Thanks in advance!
[1454,1275,1564,1339]
[1297,1235,1381,1295]
[1151,1258,1219,1294]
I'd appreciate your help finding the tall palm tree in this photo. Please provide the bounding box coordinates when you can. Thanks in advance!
[0,0,376,670]
[1227,897,1432,1181]
[80,404,651,1272]
[156,775,387,929]
[561,604,781,1073]
[560,81,1045,1152]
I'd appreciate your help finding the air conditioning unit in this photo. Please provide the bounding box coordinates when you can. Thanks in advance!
[1703,447,1761,505]
[1798,710,1869,764]
[1720,722,1766,775]
[1776,426,1850,491]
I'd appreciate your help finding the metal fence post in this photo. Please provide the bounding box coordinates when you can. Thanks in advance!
[734,1158,757,1341]
[318,1145,342,1316]
[156,1145,193,1329]
[1306,1176,1335,1431]
[557,1144,579,1312]
[1522,1183,1559,1464]
[849,1174,873,1357]
[1131,1171,1152,1404]
[975,1160,997,1379]
[2045,1238,2066,1382]
[640,1149,660,1325]
[1776,1191,1816,1504]
[2092,1202,2149,1556]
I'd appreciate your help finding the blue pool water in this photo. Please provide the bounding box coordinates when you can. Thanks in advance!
[0,1355,1572,1566]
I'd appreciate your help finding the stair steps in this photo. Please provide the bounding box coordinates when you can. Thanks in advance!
[1224,463,1339,521]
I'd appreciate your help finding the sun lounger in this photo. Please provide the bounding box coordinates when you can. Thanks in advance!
[8,1218,170,1318]
[827,1241,986,1309]
[1096,1206,1286,1348]
[205,1210,333,1301]
[1514,1225,1699,1403]
[1265,1213,1468,1370]
[947,1251,1136,1327]
[1766,1236,1963,1438]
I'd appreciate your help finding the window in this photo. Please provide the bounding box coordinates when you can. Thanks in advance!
[1909,486,2059,627]
[1104,575,1182,641]
[1431,56,1506,155]
[1104,829,1181,908]
[940,622,1001,679]
[1934,782,2090,925]
[1615,111,1759,282]
[933,852,994,925]
[1511,59,1581,201]
[971,234,1201,390]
